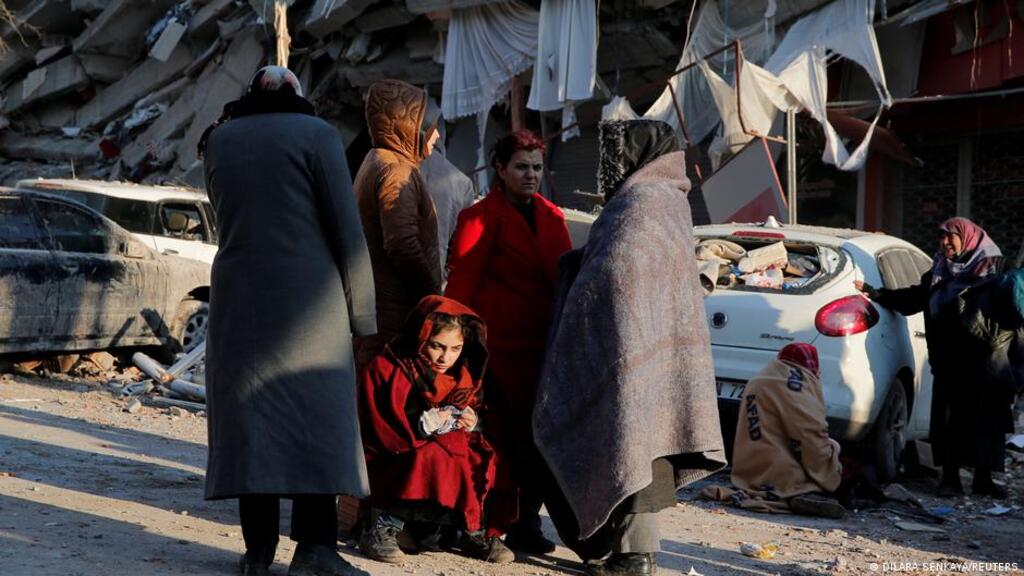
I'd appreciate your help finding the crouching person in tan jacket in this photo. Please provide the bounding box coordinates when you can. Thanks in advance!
[731,343,845,518]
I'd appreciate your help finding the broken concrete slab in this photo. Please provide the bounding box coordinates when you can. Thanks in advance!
[3,0,85,38]
[72,0,178,59]
[0,44,38,84]
[302,0,381,39]
[34,44,69,66]
[3,54,89,113]
[26,100,77,129]
[0,0,85,83]
[149,19,187,62]
[355,4,416,33]
[75,43,192,129]
[0,132,96,163]
[121,83,199,170]
[135,76,190,110]
[405,27,437,61]
[341,49,443,88]
[405,0,505,14]
[176,28,265,171]
[77,53,133,83]
[188,0,237,40]
[70,0,113,16]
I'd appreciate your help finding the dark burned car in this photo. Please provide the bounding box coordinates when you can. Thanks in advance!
[0,188,210,355]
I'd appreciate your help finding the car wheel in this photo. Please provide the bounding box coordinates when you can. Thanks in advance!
[870,380,908,482]
[169,299,209,354]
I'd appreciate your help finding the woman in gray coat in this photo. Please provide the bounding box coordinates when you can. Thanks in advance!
[201,66,376,576]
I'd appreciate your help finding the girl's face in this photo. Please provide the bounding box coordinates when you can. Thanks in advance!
[423,327,464,374]
[940,231,963,260]
[497,149,544,201]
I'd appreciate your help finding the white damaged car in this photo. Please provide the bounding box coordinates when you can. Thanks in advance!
[698,220,935,480]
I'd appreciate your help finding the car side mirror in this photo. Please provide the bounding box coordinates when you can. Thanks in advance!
[165,212,189,233]
[123,240,148,259]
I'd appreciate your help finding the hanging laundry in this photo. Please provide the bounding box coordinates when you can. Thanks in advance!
[643,0,776,145]
[441,1,539,121]
[441,1,539,192]
[643,0,890,172]
[526,0,598,140]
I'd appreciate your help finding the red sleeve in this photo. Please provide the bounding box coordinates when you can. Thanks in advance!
[444,207,496,305]
[358,357,425,459]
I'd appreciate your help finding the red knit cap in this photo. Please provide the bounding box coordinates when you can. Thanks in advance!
[778,343,819,377]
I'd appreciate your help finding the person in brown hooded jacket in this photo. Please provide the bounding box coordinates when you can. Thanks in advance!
[354,79,444,371]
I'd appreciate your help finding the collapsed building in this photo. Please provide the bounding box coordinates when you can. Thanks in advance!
[1,0,1022,257]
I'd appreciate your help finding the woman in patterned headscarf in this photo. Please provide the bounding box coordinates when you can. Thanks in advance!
[535,119,725,576]
[857,217,1007,498]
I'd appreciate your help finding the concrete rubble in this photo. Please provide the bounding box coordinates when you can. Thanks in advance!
[0,0,717,190]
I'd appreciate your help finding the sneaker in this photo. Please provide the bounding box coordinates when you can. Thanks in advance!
[789,493,846,519]
[288,543,370,576]
[357,522,405,563]
[505,527,557,555]
[585,553,655,576]
[459,533,515,564]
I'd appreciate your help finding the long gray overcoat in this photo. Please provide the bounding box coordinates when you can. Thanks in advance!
[203,113,377,499]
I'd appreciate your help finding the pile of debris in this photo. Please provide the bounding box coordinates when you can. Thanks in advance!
[696,237,827,293]
[0,0,460,186]
[121,342,207,413]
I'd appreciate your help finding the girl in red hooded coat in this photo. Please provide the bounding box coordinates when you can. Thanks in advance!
[357,296,514,565]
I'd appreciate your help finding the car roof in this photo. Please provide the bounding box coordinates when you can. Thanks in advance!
[695,221,928,257]
[16,178,207,203]
[697,221,882,244]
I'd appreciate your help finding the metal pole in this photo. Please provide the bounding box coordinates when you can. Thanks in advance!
[786,108,797,224]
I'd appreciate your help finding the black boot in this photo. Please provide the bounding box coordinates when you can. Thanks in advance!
[972,470,1008,499]
[586,553,656,576]
[239,550,273,576]
[288,543,369,576]
[937,465,964,498]
[505,525,557,555]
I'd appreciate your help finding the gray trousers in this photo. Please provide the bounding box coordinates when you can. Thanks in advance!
[611,511,660,554]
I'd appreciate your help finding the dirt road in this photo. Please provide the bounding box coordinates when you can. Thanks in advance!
[1,372,1022,575]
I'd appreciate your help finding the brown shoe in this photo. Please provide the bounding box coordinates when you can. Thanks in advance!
[459,533,515,564]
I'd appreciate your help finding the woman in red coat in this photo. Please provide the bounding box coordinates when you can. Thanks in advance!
[445,129,573,554]
[357,295,514,564]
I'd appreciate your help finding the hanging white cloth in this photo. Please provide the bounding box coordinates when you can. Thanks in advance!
[700,58,797,169]
[441,1,539,120]
[672,0,889,172]
[642,0,776,145]
[526,0,597,122]
[601,96,640,121]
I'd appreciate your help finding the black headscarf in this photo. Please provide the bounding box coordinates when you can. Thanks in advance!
[597,119,679,199]
[197,66,317,159]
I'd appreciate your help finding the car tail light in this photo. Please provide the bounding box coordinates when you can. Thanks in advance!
[815,295,880,337]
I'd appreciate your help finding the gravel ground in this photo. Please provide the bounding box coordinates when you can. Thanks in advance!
[1,372,1022,576]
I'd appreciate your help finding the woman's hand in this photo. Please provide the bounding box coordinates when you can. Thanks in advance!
[854,280,865,292]
[456,406,478,431]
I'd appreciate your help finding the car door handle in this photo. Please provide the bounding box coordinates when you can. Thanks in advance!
[61,263,78,273]
[914,331,926,338]
[161,249,180,255]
